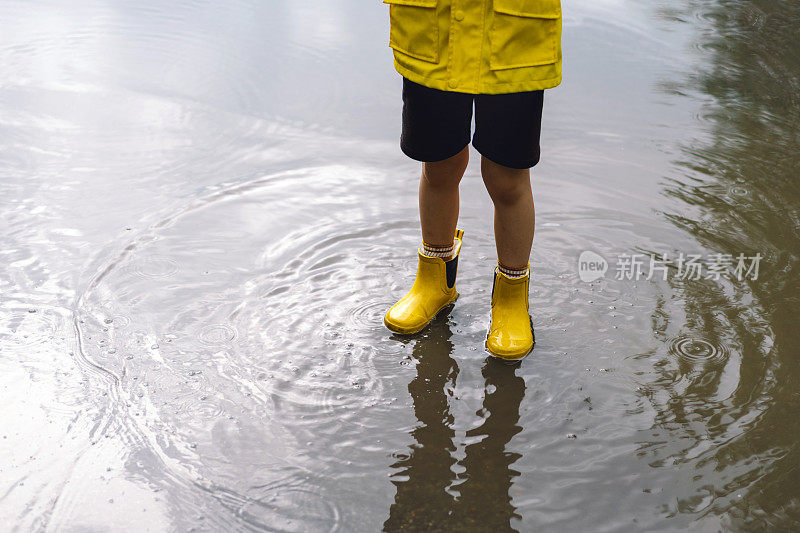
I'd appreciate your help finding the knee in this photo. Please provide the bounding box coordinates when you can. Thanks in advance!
[422,146,469,189]
[481,158,530,206]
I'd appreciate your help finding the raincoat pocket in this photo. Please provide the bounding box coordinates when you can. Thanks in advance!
[384,0,439,63]
[489,0,561,70]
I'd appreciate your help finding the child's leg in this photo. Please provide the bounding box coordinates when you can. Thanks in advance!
[480,155,535,360]
[419,146,469,247]
[384,78,472,335]
[481,156,534,270]
[384,147,468,335]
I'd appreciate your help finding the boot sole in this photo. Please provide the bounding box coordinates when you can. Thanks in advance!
[384,294,458,335]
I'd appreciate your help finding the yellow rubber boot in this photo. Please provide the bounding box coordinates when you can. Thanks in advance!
[486,266,535,360]
[384,229,464,334]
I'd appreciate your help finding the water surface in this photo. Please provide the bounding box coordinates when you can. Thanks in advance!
[1,0,798,530]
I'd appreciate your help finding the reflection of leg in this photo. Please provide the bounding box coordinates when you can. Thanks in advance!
[453,360,526,531]
[384,319,459,531]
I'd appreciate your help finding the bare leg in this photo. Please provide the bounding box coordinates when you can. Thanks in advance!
[481,156,535,270]
[419,146,470,246]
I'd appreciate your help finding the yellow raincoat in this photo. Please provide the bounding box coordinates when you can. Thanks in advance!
[384,0,562,94]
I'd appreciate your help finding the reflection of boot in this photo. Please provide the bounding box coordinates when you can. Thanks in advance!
[486,266,535,360]
[384,317,458,531]
[384,229,464,334]
[454,360,525,530]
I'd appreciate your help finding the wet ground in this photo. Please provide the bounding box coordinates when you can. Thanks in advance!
[1,0,799,531]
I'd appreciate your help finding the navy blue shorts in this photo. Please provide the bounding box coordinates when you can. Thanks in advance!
[400,77,544,169]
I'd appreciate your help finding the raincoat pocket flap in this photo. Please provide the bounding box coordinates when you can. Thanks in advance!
[489,0,560,70]
[493,0,560,19]
[384,0,439,63]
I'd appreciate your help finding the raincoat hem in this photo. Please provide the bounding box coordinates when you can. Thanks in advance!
[394,59,561,95]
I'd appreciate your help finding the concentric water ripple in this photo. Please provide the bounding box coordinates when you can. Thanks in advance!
[728,185,749,197]
[668,336,730,366]
[209,484,343,533]
[197,323,237,345]
[105,314,132,329]
[70,165,419,525]
[1,308,59,348]
[130,256,180,279]
[238,487,342,532]
[172,393,227,423]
